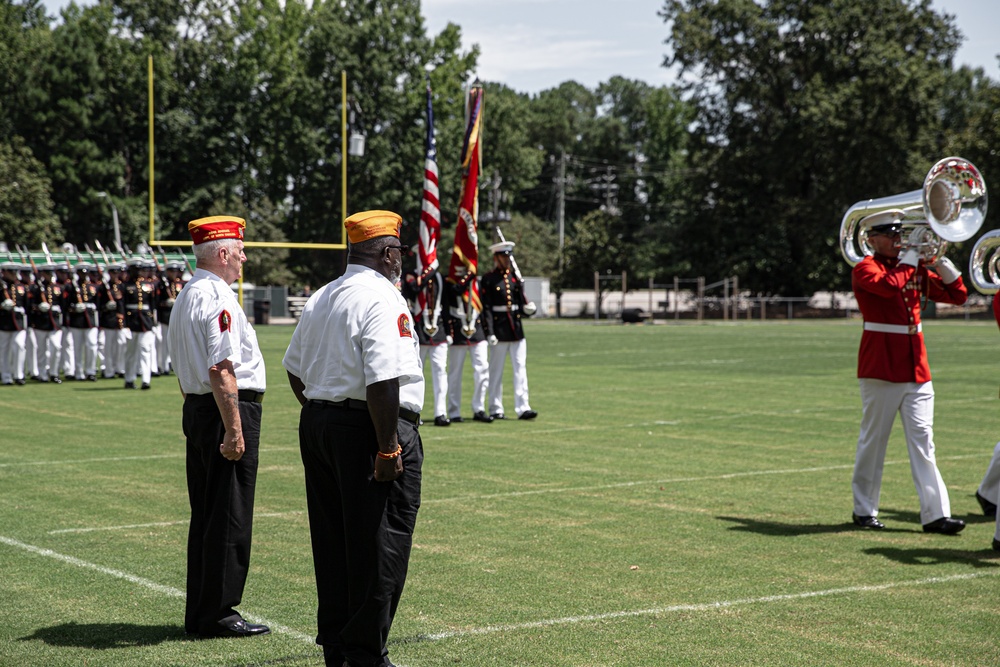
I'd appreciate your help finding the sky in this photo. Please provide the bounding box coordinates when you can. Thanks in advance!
[40,0,1000,95]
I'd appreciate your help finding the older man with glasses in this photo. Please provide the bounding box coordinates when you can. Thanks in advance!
[850,209,967,535]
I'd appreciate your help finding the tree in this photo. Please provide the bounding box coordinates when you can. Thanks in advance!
[660,0,963,294]
[0,137,63,246]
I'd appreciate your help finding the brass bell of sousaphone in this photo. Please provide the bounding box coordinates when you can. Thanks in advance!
[969,228,1000,294]
[840,156,988,267]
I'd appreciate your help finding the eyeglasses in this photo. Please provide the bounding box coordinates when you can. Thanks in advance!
[384,244,409,254]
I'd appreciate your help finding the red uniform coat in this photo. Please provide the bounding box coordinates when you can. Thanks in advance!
[852,254,967,383]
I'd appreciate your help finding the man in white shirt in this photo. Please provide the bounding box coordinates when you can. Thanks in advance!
[284,210,424,667]
[168,215,269,639]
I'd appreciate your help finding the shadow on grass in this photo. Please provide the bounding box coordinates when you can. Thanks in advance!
[19,623,325,665]
[19,621,184,648]
[717,506,979,536]
[862,545,1000,568]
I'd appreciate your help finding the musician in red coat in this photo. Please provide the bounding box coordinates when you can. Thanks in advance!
[974,291,1000,550]
[850,210,967,535]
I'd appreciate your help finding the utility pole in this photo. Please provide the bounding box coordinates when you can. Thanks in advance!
[556,150,566,318]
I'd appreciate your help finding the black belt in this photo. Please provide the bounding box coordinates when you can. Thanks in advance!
[238,389,265,404]
[307,398,420,425]
[186,389,265,404]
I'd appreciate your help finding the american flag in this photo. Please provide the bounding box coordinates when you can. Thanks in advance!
[415,80,441,322]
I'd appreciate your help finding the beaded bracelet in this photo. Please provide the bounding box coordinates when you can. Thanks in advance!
[377,444,402,461]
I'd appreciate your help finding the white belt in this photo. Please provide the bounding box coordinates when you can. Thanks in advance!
[864,322,921,335]
[491,305,519,312]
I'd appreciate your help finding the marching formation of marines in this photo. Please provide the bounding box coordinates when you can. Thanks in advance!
[0,257,186,388]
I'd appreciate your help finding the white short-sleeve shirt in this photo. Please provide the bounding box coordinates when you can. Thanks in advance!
[283,264,424,412]
[168,268,266,395]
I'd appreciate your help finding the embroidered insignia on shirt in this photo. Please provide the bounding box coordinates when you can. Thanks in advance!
[398,313,412,338]
[219,309,231,332]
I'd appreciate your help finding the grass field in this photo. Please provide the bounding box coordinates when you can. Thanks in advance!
[3,318,1000,666]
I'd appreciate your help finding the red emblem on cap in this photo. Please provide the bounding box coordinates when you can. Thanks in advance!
[398,313,412,338]
[219,310,231,332]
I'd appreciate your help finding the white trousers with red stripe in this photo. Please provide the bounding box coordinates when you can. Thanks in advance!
[977,441,1000,540]
[852,379,950,525]
[448,341,489,418]
[419,344,449,418]
[488,339,531,418]
[0,329,26,382]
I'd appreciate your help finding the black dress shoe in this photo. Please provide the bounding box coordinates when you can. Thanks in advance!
[923,517,965,535]
[976,491,997,518]
[434,415,451,426]
[124,381,136,389]
[490,413,505,420]
[14,378,25,385]
[852,513,885,530]
[473,411,493,423]
[86,375,97,382]
[518,410,538,420]
[993,538,1000,552]
[141,383,151,390]
[202,617,271,638]
[450,416,464,423]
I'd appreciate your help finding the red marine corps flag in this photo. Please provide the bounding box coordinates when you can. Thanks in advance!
[415,79,442,330]
[447,81,484,335]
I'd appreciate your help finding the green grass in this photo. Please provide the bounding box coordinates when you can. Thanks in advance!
[3,319,1000,666]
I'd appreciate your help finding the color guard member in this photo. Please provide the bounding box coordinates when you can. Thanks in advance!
[445,272,492,423]
[480,241,538,420]
[402,265,450,425]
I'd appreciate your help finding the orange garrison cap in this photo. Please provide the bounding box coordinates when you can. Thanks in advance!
[188,215,246,245]
[345,210,401,244]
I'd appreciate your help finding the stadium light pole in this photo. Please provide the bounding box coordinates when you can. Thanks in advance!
[96,192,121,253]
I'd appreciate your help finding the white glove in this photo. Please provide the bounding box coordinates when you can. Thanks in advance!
[446,335,453,345]
[38,301,51,313]
[931,256,961,284]
[904,227,925,249]
[898,248,920,267]
[72,302,86,313]
[165,298,175,307]
[1,299,13,311]
[104,299,117,311]
[488,335,498,346]
[523,301,537,316]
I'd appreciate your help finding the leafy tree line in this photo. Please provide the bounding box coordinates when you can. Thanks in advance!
[1,0,997,296]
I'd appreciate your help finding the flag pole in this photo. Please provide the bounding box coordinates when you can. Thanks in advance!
[341,70,347,245]
[148,55,155,246]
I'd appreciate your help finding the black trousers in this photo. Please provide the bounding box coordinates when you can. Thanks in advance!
[182,393,261,634]
[299,402,423,667]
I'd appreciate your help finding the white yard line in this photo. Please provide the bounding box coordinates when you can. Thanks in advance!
[418,570,1000,640]
[48,511,304,535]
[423,454,985,504]
[4,532,993,649]
[0,534,316,645]
[0,447,299,468]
